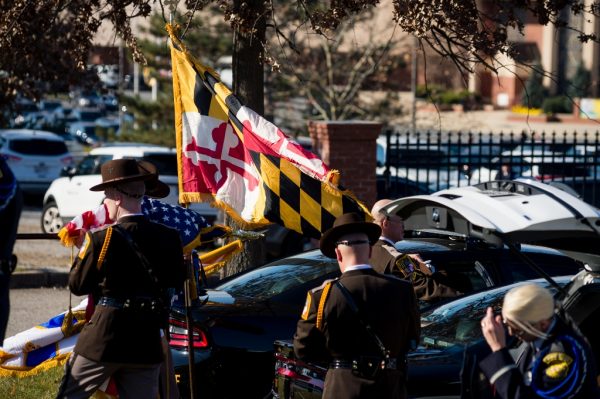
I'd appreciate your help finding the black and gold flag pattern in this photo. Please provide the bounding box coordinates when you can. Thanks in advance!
[250,152,370,239]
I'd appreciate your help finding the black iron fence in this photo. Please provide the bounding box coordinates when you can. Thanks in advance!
[379,129,600,207]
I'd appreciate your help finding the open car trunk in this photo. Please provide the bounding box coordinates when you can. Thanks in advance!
[382,179,600,398]
[381,179,600,269]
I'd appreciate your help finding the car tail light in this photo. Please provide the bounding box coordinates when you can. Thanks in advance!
[1,153,22,162]
[168,317,209,349]
[60,156,73,165]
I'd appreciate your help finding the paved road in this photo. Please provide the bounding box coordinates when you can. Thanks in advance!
[5,288,85,338]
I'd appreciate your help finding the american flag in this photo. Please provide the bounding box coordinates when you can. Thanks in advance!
[141,197,228,252]
[58,197,229,253]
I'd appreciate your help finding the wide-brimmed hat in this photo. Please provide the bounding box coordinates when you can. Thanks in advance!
[320,212,381,258]
[139,161,170,199]
[90,159,169,199]
[144,175,170,199]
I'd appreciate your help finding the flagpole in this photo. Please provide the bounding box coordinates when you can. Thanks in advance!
[184,253,197,398]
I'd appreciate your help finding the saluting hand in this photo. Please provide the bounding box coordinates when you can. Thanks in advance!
[481,307,505,352]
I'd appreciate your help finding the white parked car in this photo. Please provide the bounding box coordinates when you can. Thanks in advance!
[0,129,73,194]
[41,144,219,233]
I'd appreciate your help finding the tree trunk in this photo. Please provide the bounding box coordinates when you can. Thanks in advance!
[226,0,267,276]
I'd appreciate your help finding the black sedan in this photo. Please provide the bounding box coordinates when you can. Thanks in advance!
[169,241,582,399]
[274,268,600,399]
[170,179,600,398]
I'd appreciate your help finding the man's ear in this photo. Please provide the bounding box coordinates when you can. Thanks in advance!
[368,245,373,259]
[335,247,342,263]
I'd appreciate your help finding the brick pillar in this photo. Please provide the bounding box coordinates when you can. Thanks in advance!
[308,120,381,208]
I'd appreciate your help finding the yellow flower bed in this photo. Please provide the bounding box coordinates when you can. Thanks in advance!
[511,105,543,116]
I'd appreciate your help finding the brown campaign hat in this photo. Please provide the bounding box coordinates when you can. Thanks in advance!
[89,159,169,199]
[320,212,381,258]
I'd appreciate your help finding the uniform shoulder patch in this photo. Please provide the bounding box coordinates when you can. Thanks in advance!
[394,254,417,276]
[301,292,312,320]
[78,232,92,259]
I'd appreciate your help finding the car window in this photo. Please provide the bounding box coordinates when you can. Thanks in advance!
[420,279,568,350]
[440,260,495,293]
[142,153,178,176]
[78,111,103,121]
[16,102,38,112]
[420,286,506,349]
[418,251,498,295]
[504,251,582,284]
[421,280,556,350]
[216,258,339,300]
[77,155,111,175]
[9,138,67,155]
[388,148,447,166]
[41,101,61,111]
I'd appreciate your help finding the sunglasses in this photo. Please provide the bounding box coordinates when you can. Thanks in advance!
[502,318,526,338]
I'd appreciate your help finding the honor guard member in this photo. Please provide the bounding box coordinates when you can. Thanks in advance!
[370,199,462,302]
[294,213,420,399]
[479,284,599,399]
[57,159,186,399]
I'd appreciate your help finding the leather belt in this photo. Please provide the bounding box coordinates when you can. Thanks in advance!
[98,296,163,312]
[330,358,401,370]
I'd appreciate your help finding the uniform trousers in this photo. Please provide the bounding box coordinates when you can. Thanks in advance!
[57,353,161,399]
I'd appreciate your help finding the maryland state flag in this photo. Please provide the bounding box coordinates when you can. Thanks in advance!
[168,25,370,238]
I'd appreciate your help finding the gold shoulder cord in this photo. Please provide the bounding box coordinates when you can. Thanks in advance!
[97,226,113,270]
[316,281,333,330]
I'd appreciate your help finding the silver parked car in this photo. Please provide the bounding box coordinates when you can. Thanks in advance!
[0,129,72,194]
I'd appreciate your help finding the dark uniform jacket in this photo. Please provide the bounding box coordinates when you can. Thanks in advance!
[69,215,185,364]
[294,267,420,399]
[371,239,461,302]
[479,317,599,399]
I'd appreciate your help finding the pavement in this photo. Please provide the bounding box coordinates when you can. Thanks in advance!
[393,108,600,136]
[11,209,71,289]
[10,267,69,289]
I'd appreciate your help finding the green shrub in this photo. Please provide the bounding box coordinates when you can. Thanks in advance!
[568,63,591,98]
[417,85,475,105]
[542,96,571,115]
[521,65,546,108]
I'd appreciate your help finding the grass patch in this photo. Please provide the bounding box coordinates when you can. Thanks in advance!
[0,365,63,399]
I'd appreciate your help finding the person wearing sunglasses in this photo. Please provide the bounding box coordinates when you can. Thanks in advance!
[370,199,463,302]
[479,283,599,398]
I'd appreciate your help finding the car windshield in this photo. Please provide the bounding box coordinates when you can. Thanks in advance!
[78,111,102,121]
[216,256,338,300]
[419,279,563,350]
[79,126,96,135]
[142,153,178,176]
[9,138,67,155]
[76,154,112,175]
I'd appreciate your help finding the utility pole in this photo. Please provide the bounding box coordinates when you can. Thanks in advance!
[118,41,124,133]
